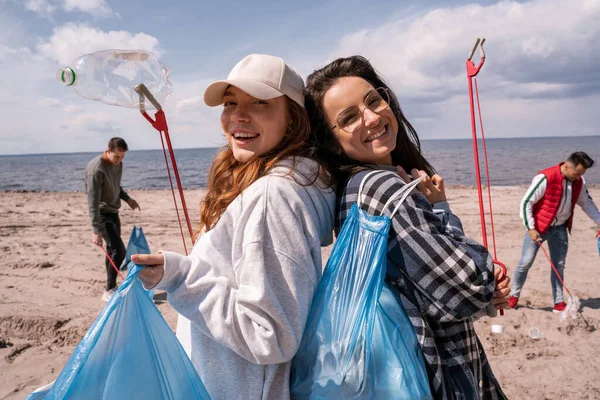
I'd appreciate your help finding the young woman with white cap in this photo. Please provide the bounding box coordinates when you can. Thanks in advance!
[132,54,335,400]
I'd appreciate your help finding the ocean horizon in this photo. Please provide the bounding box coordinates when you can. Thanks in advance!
[1,136,599,192]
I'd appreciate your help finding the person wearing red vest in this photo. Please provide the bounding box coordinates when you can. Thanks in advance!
[508,152,600,312]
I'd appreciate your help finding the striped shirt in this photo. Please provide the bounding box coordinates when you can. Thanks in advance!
[337,168,505,400]
[520,174,600,230]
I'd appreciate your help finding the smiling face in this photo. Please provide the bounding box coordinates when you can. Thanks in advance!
[321,76,399,165]
[220,86,290,163]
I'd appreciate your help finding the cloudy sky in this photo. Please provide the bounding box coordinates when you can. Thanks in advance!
[0,0,598,155]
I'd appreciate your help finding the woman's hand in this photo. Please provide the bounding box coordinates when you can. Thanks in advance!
[131,253,165,289]
[491,267,511,310]
[396,166,447,203]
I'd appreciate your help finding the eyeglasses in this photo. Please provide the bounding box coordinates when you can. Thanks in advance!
[331,87,391,133]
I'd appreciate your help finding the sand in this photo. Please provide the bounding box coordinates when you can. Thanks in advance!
[1,186,599,399]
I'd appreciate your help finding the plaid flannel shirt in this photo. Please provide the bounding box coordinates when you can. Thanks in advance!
[336,169,506,400]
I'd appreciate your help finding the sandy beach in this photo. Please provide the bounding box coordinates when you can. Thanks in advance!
[1,186,599,400]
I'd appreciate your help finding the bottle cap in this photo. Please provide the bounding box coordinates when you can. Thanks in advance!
[57,67,76,86]
[528,327,544,340]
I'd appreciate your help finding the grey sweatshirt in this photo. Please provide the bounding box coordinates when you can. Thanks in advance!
[84,154,130,233]
[153,157,335,400]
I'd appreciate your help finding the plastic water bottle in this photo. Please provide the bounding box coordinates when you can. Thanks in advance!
[57,49,172,109]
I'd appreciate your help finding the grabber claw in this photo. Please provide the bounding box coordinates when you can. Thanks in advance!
[466,38,486,78]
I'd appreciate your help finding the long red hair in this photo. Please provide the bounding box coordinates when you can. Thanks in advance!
[194,98,331,240]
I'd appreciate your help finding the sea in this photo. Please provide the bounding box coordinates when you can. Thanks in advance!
[1,136,599,192]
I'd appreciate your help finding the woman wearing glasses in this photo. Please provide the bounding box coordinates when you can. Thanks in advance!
[305,56,508,399]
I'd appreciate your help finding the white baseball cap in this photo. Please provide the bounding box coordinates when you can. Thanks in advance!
[204,54,305,108]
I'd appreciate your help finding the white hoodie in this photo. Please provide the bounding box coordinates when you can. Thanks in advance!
[154,157,335,400]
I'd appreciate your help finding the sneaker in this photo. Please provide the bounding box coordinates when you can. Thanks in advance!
[101,288,117,302]
[508,296,519,309]
[552,302,567,313]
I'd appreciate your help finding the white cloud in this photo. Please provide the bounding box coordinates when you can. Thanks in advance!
[61,110,121,131]
[23,0,56,17]
[38,97,62,107]
[37,23,162,65]
[0,19,177,154]
[63,104,83,113]
[60,0,116,17]
[176,96,203,116]
[20,0,116,18]
[164,77,225,149]
[0,7,29,48]
[331,0,600,102]
[2,0,599,156]
[320,0,600,140]
[0,11,225,155]
[0,45,53,107]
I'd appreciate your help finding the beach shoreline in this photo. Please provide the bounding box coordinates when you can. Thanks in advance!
[1,183,598,193]
[1,187,599,399]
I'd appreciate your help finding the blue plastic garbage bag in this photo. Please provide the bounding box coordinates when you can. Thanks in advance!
[26,264,211,400]
[125,226,151,268]
[290,173,432,400]
[124,228,153,299]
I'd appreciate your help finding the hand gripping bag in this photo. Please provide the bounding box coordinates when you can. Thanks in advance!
[125,226,151,268]
[291,171,432,399]
[26,264,211,400]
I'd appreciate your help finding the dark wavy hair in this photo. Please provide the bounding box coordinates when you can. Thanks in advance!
[305,55,435,185]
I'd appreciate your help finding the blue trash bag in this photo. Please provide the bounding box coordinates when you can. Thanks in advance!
[124,228,153,298]
[125,226,151,268]
[290,173,432,400]
[26,263,211,400]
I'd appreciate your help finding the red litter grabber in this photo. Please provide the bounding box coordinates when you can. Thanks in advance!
[466,38,507,315]
[134,84,194,255]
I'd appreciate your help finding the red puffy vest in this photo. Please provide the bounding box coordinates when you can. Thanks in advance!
[533,163,583,234]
